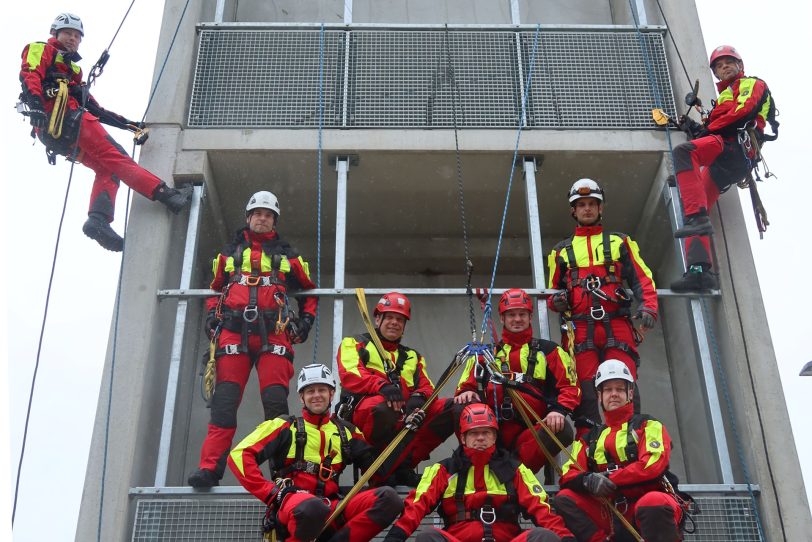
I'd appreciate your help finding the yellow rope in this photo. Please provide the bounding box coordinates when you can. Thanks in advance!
[202,340,216,402]
[47,80,69,139]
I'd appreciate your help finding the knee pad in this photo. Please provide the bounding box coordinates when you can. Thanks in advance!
[368,486,404,526]
[551,495,599,541]
[672,142,697,174]
[370,403,399,443]
[290,498,330,541]
[210,381,242,427]
[636,502,680,542]
[525,527,561,542]
[261,384,289,420]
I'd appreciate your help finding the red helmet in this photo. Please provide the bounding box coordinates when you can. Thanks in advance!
[374,291,411,320]
[709,45,743,69]
[459,403,499,435]
[498,288,533,315]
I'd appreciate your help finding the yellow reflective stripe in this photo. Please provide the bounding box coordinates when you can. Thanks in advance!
[546,249,558,288]
[518,465,550,507]
[570,235,590,266]
[229,418,288,476]
[298,256,311,279]
[414,463,442,503]
[53,53,81,75]
[442,466,508,498]
[237,247,291,273]
[643,420,665,469]
[562,440,584,475]
[615,422,630,463]
[758,95,771,123]
[456,354,478,389]
[625,238,655,285]
[593,428,611,466]
[718,85,734,105]
[26,42,46,70]
[734,78,756,113]
[339,338,367,378]
[524,343,548,380]
[417,355,435,389]
[287,421,346,464]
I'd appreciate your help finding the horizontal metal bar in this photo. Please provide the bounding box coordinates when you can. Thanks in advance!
[197,22,666,32]
[130,482,758,497]
[157,288,721,299]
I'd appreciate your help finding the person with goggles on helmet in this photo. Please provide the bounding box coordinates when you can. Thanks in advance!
[228,364,404,542]
[383,403,575,542]
[547,179,657,435]
[454,288,579,473]
[189,191,318,488]
[552,360,687,542]
[336,291,455,487]
[670,45,776,292]
[19,13,191,252]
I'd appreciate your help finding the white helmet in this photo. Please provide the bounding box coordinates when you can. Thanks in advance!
[51,13,84,36]
[568,178,604,204]
[297,364,335,393]
[594,359,634,389]
[246,191,280,217]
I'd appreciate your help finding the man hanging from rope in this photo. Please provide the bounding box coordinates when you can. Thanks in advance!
[670,45,778,292]
[228,364,406,542]
[547,179,658,435]
[552,360,691,542]
[18,13,192,252]
[335,292,455,487]
[188,191,318,488]
[454,288,579,473]
[382,403,575,542]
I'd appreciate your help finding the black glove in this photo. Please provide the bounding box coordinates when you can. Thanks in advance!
[678,115,709,139]
[124,119,146,129]
[383,525,409,542]
[551,291,569,312]
[205,309,220,337]
[634,309,657,330]
[404,393,425,414]
[27,97,47,129]
[582,472,617,497]
[292,313,314,343]
[379,383,404,404]
[404,408,426,432]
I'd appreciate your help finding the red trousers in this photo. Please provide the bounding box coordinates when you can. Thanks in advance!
[198,330,294,473]
[351,395,454,471]
[498,393,574,472]
[74,112,162,220]
[278,487,402,542]
[554,489,682,542]
[416,522,563,542]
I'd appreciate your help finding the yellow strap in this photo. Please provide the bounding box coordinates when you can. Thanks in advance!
[47,80,69,139]
[203,340,217,401]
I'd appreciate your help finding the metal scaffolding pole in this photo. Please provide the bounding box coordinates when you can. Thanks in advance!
[154,185,204,487]
[332,158,350,403]
[522,158,550,339]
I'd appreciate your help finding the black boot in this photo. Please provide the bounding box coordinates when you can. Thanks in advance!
[674,214,713,238]
[153,183,193,214]
[188,468,220,488]
[82,213,124,252]
[670,265,719,292]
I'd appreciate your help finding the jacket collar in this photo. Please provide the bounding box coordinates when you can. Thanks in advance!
[716,71,745,93]
[47,37,82,62]
[501,326,532,348]
[574,224,604,237]
[301,408,332,427]
[603,401,634,427]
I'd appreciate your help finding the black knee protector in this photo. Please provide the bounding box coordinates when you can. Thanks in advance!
[261,384,289,420]
[551,495,599,541]
[525,527,562,542]
[636,505,680,542]
[370,402,399,444]
[672,141,697,174]
[368,486,404,526]
[290,497,330,541]
[210,381,242,427]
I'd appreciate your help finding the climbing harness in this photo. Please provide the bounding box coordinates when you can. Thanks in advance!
[445,463,519,540]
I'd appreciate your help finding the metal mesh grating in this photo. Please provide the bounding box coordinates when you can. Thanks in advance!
[522,31,677,128]
[188,28,675,129]
[188,30,346,127]
[133,494,761,541]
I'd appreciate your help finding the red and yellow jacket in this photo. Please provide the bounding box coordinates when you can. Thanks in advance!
[20,37,130,128]
[547,225,657,320]
[707,72,771,136]
[559,402,672,500]
[228,409,373,503]
[388,446,574,540]
[207,228,317,334]
[456,327,580,416]
[337,333,434,398]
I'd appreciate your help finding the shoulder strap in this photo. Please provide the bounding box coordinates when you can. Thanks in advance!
[354,334,371,366]
[293,416,307,462]
[625,414,654,462]
[602,230,616,275]
[454,464,470,523]
[331,418,353,461]
[585,423,606,470]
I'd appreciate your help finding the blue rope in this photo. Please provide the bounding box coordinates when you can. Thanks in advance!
[311,24,325,363]
[628,3,765,538]
[480,24,541,339]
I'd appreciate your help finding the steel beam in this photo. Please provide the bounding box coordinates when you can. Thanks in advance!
[332,158,349,405]
[154,185,204,487]
[522,158,550,339]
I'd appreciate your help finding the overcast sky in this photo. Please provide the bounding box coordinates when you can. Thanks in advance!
[3,2,810,541]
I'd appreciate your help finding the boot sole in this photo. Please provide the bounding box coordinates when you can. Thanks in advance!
[82,224,124,252]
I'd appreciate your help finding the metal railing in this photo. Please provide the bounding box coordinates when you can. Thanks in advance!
[188,24,676,129]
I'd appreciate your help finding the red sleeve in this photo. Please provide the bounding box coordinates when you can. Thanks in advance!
[337,337,389,395]
[227,419,292,503]
[205,253,229,311]
[707,78,768,132]
[515,466,574,539]
[410,352,435,396]
[546,245,567,311]
[393,463,449,536]
[287,255,318,317]
[19,42,52,103]
[559,439,589,488]
[544,346,580,413]
[619,236,657,317]
[455,354,479,395]
[607,420,671,487]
